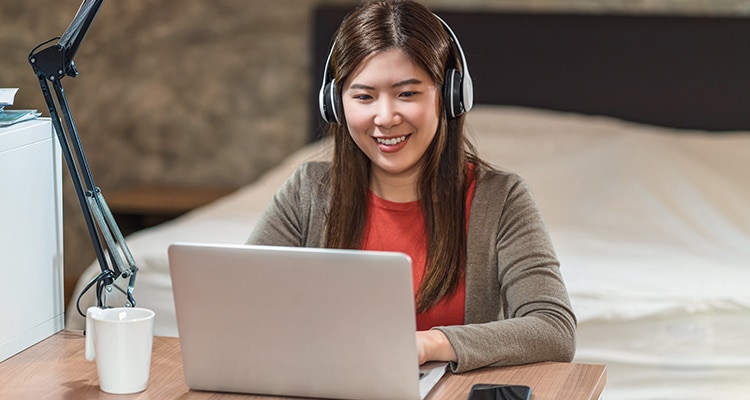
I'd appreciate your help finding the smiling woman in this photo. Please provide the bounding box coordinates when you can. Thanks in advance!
[247,0,576,374]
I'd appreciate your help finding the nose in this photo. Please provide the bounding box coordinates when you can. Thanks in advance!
[373,98,401,128]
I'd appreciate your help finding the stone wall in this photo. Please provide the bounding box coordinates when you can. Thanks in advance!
[2,0,748,305]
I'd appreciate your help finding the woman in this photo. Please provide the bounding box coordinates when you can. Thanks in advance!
[248,0,576,373]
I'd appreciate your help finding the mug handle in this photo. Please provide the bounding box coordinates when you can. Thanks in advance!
[85,306,101,361]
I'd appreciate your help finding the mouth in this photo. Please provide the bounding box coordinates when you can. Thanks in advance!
[374,134,411,146]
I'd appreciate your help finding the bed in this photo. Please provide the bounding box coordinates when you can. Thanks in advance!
[68,6,750,400]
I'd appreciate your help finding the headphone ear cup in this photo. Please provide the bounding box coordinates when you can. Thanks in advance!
[443,68,464,119]
[319,79,341,124]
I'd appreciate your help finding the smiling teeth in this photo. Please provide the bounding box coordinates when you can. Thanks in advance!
[376,135,407,145]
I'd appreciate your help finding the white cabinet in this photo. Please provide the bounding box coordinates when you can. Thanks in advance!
[0,118,63,362]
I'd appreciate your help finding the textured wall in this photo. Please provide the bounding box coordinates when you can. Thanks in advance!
[1,0,749,305]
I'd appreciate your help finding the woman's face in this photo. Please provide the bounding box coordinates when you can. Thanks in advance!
[342,48,440,188]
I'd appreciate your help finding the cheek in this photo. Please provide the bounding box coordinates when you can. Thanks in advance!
[343,107,371,150]
[342,101,370,134]
[406,98,441,132]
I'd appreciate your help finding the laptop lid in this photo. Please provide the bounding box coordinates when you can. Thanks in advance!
[168,242,443,400]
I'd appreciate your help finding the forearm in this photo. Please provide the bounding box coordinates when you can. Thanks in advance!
[435,310,576,373]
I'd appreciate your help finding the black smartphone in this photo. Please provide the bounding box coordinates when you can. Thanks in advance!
[467,383,532,400]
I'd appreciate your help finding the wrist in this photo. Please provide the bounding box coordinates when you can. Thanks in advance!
[425,329,457,362]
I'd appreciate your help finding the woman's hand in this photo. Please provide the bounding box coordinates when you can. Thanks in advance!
[416,329,457,364]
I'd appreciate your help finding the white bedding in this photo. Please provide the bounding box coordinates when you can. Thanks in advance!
[68,105,750,399]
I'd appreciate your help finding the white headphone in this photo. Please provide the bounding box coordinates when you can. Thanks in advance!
[318,13,474,124]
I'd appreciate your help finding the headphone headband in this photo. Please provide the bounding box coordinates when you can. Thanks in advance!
[319,12,473,124]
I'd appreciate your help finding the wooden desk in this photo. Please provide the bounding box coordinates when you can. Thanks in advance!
[0,331,606,400]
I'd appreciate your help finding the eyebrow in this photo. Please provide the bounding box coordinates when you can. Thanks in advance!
[348,78,423,91]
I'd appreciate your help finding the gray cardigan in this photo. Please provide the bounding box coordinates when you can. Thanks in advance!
[247,161,576,373]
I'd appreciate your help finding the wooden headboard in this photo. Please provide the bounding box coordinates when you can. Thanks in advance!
[311,5,750,136]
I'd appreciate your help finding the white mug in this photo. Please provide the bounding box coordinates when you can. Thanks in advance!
[85,307,155,394]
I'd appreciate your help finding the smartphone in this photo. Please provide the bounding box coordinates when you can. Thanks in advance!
[467,383,532,400]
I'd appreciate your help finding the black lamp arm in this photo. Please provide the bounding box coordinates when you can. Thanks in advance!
[29,22,138,314]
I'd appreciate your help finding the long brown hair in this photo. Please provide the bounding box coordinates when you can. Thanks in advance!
[323,0,482,313]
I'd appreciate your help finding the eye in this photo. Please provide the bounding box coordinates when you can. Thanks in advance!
[352,93,373,101]
[399,91,418,98]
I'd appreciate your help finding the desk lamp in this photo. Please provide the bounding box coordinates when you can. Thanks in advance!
[28,0,138,314]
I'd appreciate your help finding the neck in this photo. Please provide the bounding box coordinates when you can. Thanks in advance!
[369,168,420,203]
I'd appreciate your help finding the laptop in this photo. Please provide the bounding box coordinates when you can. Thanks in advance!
[167,242,447,400]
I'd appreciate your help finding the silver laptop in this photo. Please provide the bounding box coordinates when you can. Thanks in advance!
[168,242,447,400]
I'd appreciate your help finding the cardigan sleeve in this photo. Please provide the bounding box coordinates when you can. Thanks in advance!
[246,161,329,248]
[435,170,576,373]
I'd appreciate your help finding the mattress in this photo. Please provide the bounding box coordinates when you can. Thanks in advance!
[68,105,750,399]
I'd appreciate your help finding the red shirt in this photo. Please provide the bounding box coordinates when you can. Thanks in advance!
[361,169,476,330]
